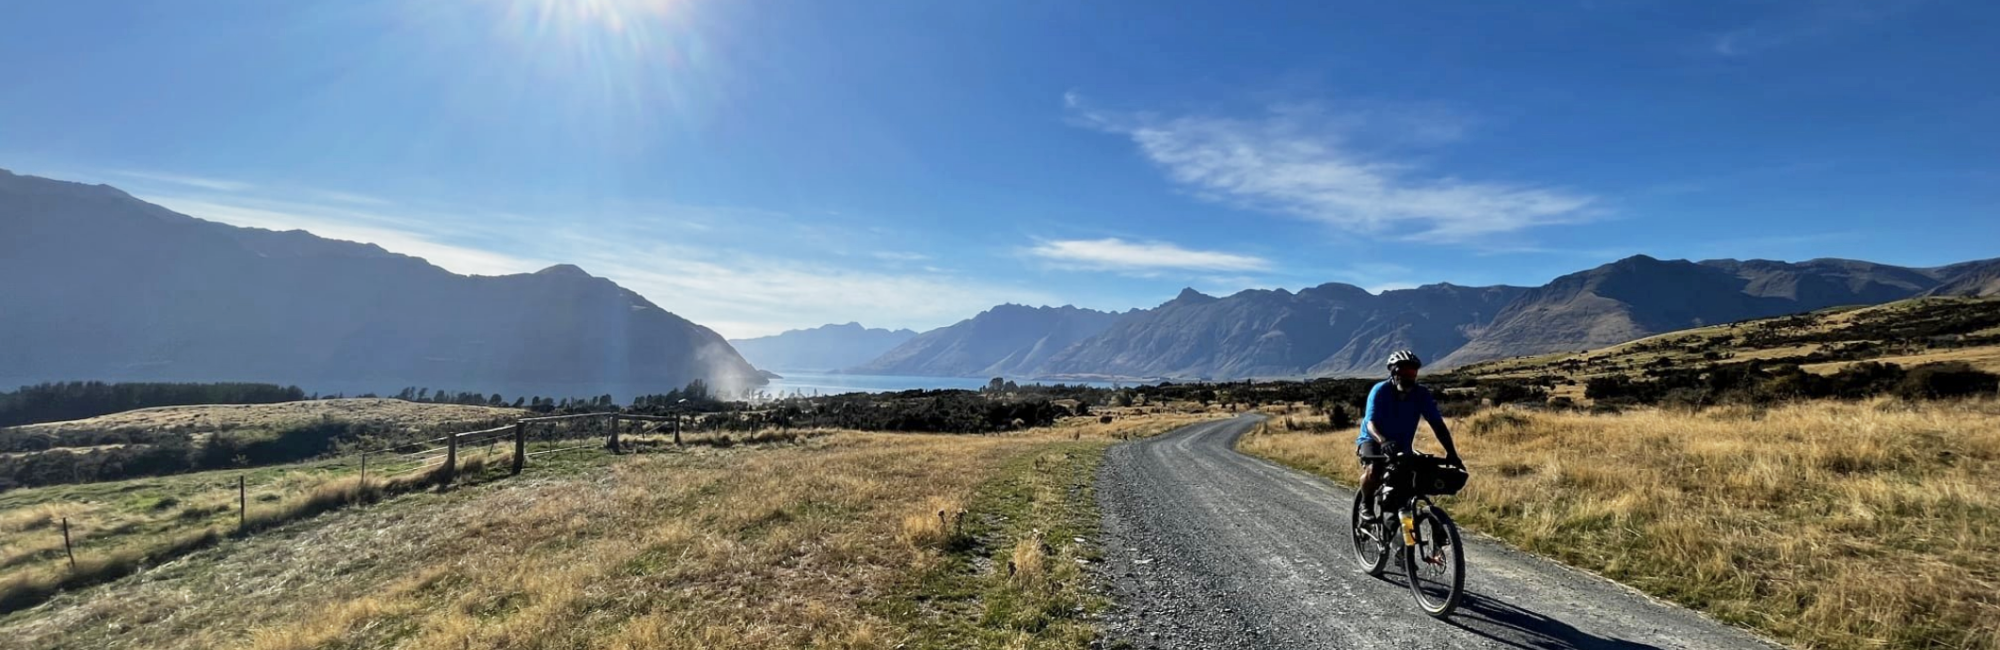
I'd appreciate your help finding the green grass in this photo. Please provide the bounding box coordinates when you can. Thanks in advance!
[0,440,611,616]
[875,440,1112,649]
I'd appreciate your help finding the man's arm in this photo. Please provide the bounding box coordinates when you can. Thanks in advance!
[1364,386,1400,454]
[1421,392,1461,461]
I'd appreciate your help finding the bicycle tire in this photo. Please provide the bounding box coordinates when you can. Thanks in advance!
[1350,491,1389,576]
[1403,505,1465,618]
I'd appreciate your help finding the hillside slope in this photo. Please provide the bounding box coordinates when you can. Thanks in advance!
[1438,255,1959,367]
[0,169,764,395]
[1456,296,2000,382]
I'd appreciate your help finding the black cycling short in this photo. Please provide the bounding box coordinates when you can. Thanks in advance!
[1357,438,1390,468]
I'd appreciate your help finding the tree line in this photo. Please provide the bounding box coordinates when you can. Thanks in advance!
[0,381,307,428]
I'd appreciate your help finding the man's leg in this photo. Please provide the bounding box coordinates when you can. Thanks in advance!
[1357,439,1384,519]
[1359,461,1382,519]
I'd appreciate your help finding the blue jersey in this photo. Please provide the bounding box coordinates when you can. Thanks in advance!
[1355,380,1447,450]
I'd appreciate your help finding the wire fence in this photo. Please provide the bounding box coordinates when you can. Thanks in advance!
[5,412,717,614]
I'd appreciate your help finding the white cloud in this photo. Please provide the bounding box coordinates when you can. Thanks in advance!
[871,251,933,262]
[110,169,257,192]
[1028,238,1270,272]
[569,242,1054,339]
[145,195,548,277]
[1071,100,1598,242]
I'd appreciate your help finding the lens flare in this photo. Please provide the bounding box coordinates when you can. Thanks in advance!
[485,0,720,145]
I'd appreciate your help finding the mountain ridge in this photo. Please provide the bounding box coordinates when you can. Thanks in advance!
[727,322,918,372]
[855,253,2000,381]
[0,169,765,397]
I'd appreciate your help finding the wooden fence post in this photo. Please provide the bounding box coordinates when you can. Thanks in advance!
[359,451,368,487]
[512,421,526,475]
[61,517,75,570]
[238,476,247,529]
[673,413,683,446]
[443,429,458,486]
[607,415,622,454]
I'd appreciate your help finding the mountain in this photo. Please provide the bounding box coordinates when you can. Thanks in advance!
[849,304,1127,377]
[1035,283,1527,380]
[944,254,2000,381]
[0,169,764,396]
[728,323,917,372]
[1926,259,2000,298]
[1436,255,1958,366]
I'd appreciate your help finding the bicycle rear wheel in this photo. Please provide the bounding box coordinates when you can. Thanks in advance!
[1403,505,1465,618]
[1350,491,1388,576]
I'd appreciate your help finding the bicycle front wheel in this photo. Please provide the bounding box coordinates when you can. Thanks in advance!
[1350,491,1388,576]
[1403,505,1465,618]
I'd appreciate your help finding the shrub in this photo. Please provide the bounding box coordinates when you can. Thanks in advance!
[1328,404,1354,430]
[1585,376,1633,401]
[1480,381,1547,405]
[1895,363,2000,400]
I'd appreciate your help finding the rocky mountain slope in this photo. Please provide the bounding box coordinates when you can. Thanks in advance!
[0,169,764,395]
[849,304,1127,377]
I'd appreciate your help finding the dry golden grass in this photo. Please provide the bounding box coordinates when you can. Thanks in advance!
[1803,345,2000,375]
[1,412,1216,650]
[1046,408,1222,440]
[4,398,522,436]
[1240,399,2000,650]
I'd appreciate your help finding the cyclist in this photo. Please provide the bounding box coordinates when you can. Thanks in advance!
[1356,350,1461,521]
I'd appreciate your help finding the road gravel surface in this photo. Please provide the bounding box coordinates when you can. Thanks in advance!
[1095,415,1782,650]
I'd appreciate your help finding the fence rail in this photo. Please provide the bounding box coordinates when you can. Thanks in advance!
[5,409,783,616]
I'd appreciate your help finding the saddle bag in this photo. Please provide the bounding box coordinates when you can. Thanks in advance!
[1407,456,1469,496]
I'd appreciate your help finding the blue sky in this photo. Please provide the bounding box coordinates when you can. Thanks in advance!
[4,0,1996,338]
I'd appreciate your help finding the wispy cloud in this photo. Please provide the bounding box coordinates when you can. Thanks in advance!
[1069,97,1598,243]
[1706,0,1925,58]
[122,178,1047,338]
[109,169,257,192]
[870,251,933,262]
[565,239,1054,339]
[1028,238,1270,272]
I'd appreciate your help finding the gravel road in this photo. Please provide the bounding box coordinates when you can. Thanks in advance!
[1095,414,1782,650]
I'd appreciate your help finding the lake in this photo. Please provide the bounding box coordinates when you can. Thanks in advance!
[755,372,1122,398]
[2,373,1128,405]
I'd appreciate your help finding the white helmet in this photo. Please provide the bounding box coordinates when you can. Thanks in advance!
[1386,350,1422,371]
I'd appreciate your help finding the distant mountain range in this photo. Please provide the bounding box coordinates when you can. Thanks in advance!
[850,304,1131,377]
[728,322,916,372]
[842,255,2000,381]
[9,168,1993,390]
[0,169,765,396]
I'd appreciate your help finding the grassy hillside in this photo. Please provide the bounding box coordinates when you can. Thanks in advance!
[0,409,1222,649]
[1452,296,2000,403]
[1243,399,2000,650]
[4,398,524,440]
[1460,296,2000,379]
[0,399,527,490]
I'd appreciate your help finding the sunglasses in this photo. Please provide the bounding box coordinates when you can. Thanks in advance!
[1392,364,1421,376]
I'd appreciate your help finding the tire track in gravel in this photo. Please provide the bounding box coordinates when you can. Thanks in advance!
[1094,415,1782,650]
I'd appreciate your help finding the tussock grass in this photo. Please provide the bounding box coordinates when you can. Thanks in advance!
[900,496,970,552]
[1047,410,1217,440]
[2,412,1216,649]
[1240,398,2000,650]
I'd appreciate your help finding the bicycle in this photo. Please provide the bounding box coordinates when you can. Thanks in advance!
[1350,452,1468,618]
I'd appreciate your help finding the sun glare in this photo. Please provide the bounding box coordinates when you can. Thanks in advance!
[478,0,717,141]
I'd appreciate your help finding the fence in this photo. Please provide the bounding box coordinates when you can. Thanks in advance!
[2,411,719,615]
